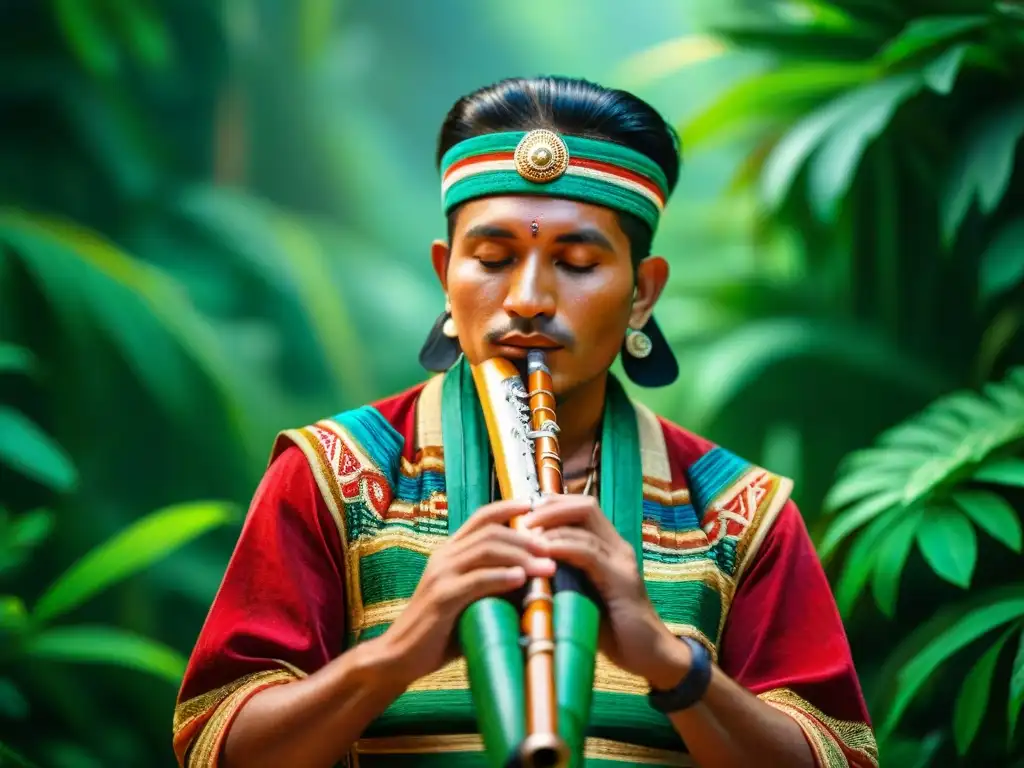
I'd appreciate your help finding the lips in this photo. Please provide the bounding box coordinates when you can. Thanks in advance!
[495,333,562,349]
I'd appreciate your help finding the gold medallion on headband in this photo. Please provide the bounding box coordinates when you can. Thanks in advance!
[514,129,569,183]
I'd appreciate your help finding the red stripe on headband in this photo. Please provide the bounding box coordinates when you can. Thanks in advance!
[442,149,665,204]
[568,157,665,203]
[442,151,514,180]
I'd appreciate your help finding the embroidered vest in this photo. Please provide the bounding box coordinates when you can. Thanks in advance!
[276,376,792,766]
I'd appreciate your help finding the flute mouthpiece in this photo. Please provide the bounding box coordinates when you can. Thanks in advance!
[527,350,548,373]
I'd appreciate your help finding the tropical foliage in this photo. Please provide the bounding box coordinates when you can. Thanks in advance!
[3,0,1024,766]
[665,1,1024,764]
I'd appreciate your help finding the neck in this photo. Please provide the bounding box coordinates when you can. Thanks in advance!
[553,372,608,481]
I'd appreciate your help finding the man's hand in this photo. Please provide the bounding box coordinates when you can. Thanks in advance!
[383,500,556,687]
[522,496,689,690]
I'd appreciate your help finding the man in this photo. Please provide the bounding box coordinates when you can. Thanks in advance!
[173,76,878,768]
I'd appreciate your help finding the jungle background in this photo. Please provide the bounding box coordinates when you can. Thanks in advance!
[2,0,1023,766]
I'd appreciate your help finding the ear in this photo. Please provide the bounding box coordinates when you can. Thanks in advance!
[431,239,450,292]
[629,255,669,328]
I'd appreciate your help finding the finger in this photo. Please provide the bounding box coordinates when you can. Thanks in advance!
[441,567,528,608]
[450,523,550,559]
[455,499,533,537]
[521,496,603,532]
[455,540,556,578]
[543,528,606,575]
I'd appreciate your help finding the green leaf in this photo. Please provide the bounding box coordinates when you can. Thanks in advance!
[0,343,35,375]
[916,506,977,588]
[880,15,990,64]
[106,0,172,69]
[878,585,1024,738]
[0,740,40,768]
[974,457,1024,488]
[823,468,903,511]
[687,317,944,436]
[984,374,1024,414]
[10,509,55,551]
[0,678,29,720]
[680,62,875,151]
[820,489,904,559]
[922,43,969,94]
[713,19,882,60]
[0,596,28,634]
[835,506,899,616]
[32,501,237,624]
[954,490,1023,553]
[872,507,924,617]
[0,406,77,492]
[761,76,922,210]
[942,101,1024,243]
[877,419,959,451]
[953,626,1016,755]
[0,211,266,467]
[53,0,119,78]
[24,625,186,684]
[1008,627,1024,742]
[980,219,1024,302]
[807,74,924,220]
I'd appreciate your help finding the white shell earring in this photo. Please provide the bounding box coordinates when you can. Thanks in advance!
[625,327,652,358]
[442,299,457,338]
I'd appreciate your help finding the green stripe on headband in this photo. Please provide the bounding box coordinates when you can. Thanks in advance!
[440,130,669,231]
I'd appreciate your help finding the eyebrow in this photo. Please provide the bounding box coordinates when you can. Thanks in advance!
[463,224,615,253]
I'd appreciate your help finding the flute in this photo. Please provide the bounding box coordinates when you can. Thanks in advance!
[467,352,566,768]
[463,350,598,768]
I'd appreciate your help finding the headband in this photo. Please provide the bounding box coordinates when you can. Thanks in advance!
[440,129,669,230]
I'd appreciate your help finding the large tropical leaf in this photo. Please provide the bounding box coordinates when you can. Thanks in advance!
[979,218,1024,303]
[805,73,924,220]
[168,186,375,406]
[32,501,237,624]
[0,406,77,492]
[1011,629,1024,740]
[952,625,1018,755]
[682,316,945,432]
[23,624,186,684]
[821,366,1024,560]
[760,74,923,210]
[821,367,1024,618]
[679,62,876,151]
[0,343,35,375]
[879,15,991,65]
[941,100,1024,244]
[871,506,924,617]
[0,740,39,768]
[916,505,977,589]
[0,210,266,464]
[875,584,1024,739]
[953,489,1023,553]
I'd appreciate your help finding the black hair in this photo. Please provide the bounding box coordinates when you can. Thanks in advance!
[437,76,681,264]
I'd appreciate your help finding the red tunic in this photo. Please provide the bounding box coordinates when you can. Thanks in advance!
[173,381,877,767]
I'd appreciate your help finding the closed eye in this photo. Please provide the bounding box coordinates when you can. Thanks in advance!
[479,256,514,270]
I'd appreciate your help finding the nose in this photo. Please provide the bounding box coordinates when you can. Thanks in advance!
[502,256,556,320]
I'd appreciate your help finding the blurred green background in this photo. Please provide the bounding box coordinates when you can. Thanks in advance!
[2,1,1023,766]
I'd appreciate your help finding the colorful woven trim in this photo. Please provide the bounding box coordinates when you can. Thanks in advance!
[440,129,669,230]
[173,667,298,767]
[758,689,879,768]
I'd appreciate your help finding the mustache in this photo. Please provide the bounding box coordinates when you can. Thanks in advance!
[485,317,575,348]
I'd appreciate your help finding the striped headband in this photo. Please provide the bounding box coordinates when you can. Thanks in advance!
[440,129,669,230]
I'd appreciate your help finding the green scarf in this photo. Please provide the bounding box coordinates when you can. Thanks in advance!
[440,355,643,569]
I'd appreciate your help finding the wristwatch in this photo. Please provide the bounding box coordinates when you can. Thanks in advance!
[647,636,713,713]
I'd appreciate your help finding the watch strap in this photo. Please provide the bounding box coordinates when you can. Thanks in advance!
[647,636,712,713]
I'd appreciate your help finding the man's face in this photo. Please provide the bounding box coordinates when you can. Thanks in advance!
[433,195,661,397]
